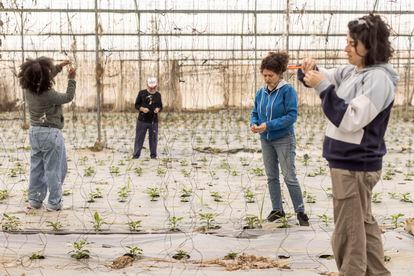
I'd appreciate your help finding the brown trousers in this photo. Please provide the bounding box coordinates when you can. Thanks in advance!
[330,168,390,276]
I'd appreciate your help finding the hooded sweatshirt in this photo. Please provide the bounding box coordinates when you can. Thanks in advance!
[298,64,399,171]
[250,80,298,141]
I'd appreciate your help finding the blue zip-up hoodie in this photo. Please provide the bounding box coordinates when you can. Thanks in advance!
[250,80,298,141]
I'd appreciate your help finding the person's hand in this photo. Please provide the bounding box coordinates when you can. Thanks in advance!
[253,123,267,134]
[301,57,316,73]
[256,123,267,133]
[303,70,325,88]
[250,124,258,133]
[60,60,71,68]
[141,107,150,113]
[68,67,76,79]
[154,107,160,113]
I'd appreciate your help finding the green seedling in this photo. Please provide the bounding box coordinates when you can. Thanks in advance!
[277,216,291,228]
[389,213,404,229]
[372,192,382,203]
[224,251,238,260]
[244,215,261,229]
[210,191,223,202]
[126,245,143,258]
[172,249,190,260]
[127,220,142,232]
[244,189,255,203]
[199,212,219,230]
[388,192,398,199]
[250,167,264,176]
[1,213,21,231]
[109,165,120,175]
[91,211,107,232]
[181,168,191,177]
[87,187,103,202]
[168,216,183,231]
[147,187,160,201]
[318,214,331,227]
[46,220,63,231]
[157,167,166,176]
[134,166,143,176]
[29,252,45,260]
[400,192,413,203]
[83,166,96,177]
[306,193,316,203]
[117,185,130,202]
[69,239,90,259]
[0,189,9,201]
[180,188,192,202]
[63,189,72,196]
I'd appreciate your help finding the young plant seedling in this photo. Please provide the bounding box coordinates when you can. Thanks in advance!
[389,213,404,229]
[147,187,160,201]
[0,189,9,201]
[244,189,255,203]
[244,215,261,229]
[156,167,167,176]
[117,185,130,202]
[134,166,143,176]
[91,211,107,232]
[172,249,190,260]
[87,187,104,203]
[250,167,264,176]
[199,212,220,230]
[126,245,143,258]
[168,216,183,232]
[69,239,90,259]
[127,220,142,232]
[63,189,72,196]
[29,252,45,260]
[388,192,398,199]
[224,251,238,260]
[1,213,21,231]
[318,214,331,227]
[400,192,413,203]
[372,192,382,203]
[306,193,316,204]
[83,166,96,177]
[46,220,63,231]
[210,191,223,202]
[180,187,192,202]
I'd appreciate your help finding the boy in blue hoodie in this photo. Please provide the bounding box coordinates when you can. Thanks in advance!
[250,51,309,226]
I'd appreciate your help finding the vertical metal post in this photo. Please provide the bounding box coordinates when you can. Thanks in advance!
[138,13,142,87]
[95,0,102,144]
[254,0,257,89]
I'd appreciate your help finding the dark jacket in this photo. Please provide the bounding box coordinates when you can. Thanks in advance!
[134,89,163,123]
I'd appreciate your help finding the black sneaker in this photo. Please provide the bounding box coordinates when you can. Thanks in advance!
[297,212,310,226]
[267,210,286,222]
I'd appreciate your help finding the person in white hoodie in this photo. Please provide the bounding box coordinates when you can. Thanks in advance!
[298,13,398,276]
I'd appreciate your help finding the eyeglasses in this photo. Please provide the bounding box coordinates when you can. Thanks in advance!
[351,18,374,29]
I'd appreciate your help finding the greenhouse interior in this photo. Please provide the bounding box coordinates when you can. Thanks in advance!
[0,0,413,275]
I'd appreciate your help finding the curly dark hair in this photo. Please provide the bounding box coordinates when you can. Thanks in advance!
[18,57,55,95]
[260,51,289,75]
[348,13,394,66]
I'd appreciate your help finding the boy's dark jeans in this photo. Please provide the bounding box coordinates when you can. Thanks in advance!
[133,120,158,158]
